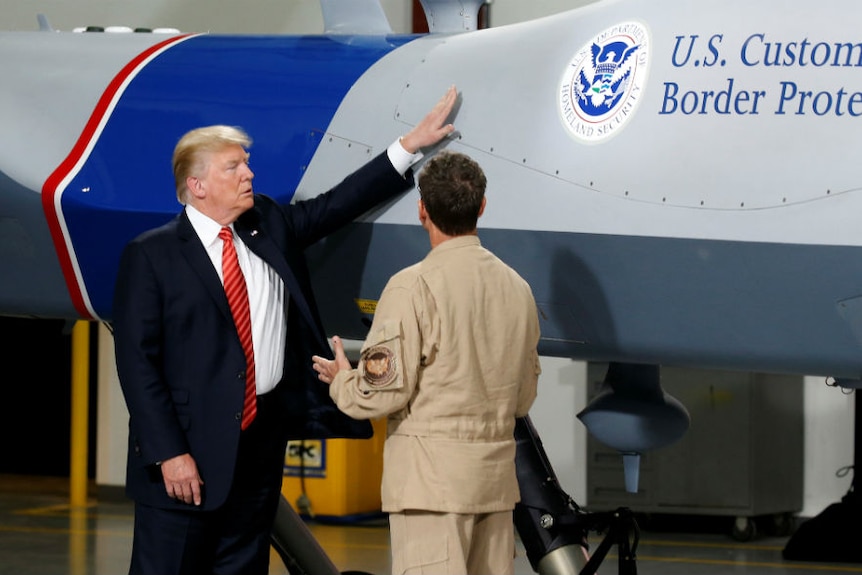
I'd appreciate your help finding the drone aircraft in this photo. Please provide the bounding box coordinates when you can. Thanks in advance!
[2,0,861,572]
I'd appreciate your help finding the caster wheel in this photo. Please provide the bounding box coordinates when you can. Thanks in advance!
[731,516,757,541]
[770,512,795,536]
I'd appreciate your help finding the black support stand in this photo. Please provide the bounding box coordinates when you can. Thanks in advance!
[514,416,640,575]
[577,508,639,575]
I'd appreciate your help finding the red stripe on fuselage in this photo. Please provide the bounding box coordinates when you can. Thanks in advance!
[41,33,196,320]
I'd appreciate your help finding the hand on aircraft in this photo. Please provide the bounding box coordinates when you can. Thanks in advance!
[312,335,352,384]
[398,85,458,154]
[160,453,204,506]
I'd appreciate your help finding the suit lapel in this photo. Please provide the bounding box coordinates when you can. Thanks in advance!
[176,211,234,322]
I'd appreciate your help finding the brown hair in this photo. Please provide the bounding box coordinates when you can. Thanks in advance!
[417,150,486,235]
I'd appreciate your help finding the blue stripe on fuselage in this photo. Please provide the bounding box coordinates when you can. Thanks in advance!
[61,33,415,319]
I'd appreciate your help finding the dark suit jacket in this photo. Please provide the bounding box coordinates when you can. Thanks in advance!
[112,151,413,511]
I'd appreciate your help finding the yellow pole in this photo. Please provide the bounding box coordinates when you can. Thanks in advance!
[70,320,89,508]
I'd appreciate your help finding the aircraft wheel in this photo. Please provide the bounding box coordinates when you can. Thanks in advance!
[731,516,756,541]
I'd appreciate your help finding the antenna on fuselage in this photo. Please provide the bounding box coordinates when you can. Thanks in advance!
[319,0,393,35]
[36,14,54,32]
[417,0,486,33]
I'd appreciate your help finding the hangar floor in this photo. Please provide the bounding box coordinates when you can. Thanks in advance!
[1,474,861,575]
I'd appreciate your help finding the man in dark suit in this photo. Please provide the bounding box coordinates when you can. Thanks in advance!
[112,86,458,575]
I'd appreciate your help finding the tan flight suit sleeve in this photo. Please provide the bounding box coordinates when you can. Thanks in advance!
[328,278,429,420]
[516,301,542,418]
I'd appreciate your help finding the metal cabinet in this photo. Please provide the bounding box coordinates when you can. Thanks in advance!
[585,363,804,539]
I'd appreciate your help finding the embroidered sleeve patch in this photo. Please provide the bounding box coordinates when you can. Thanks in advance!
[361,345,398,389]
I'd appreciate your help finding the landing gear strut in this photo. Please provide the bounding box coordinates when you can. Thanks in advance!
[514,415,640,575]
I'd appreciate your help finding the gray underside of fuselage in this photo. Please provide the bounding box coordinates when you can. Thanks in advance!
[309,221,862,380]
[0,170,73,319]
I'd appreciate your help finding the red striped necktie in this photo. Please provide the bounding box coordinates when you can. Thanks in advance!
[219,226,257,430]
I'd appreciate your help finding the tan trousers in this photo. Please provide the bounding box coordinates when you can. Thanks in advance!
[388,510,515,575]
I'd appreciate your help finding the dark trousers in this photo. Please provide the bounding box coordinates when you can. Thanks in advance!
[129,392,286,575]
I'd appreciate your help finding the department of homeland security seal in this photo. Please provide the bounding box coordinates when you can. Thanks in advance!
[559,21,650,143]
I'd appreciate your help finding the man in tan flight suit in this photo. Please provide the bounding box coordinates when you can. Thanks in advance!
[312,150,541,575]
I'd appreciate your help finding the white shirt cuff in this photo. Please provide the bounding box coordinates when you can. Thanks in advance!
[386,138,424,176]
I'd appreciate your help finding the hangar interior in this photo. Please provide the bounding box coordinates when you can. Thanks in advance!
[0,1,859,574]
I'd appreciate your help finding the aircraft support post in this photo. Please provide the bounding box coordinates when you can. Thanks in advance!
[270,495,347,575]
[514,415,592,574]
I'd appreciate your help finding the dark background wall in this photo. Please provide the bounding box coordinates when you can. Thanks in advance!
[0,317,97,477]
